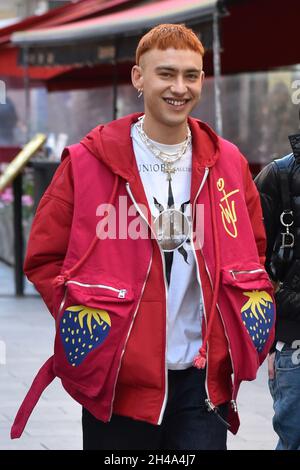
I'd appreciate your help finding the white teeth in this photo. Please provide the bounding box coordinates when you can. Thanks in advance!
[165,99,186,106]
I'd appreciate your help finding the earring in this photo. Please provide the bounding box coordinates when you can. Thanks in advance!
[137,89,143,98]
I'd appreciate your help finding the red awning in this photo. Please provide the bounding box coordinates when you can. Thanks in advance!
[10,0,300,80]
[1,0,217,88]
[0,0,138,45]
[0,0,139,85]
[3,0,216,88]
[11,0,217,47]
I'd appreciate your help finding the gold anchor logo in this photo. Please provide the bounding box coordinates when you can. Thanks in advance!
[217,178,239,238]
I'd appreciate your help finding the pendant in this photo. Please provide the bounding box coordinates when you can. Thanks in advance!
[164,163,175,181]
[154,209,190,251]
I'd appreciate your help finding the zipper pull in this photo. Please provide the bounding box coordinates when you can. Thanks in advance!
[205,399,215,412]
[118,289,127,299]
[205,399,231,429]
[231,400,238,412]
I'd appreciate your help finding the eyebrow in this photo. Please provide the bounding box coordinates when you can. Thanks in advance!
[155,66,201,74]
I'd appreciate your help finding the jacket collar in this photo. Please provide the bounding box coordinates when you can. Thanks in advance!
[81,113,220,208]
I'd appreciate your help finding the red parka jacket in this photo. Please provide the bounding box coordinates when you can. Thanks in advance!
[11,114,274,439]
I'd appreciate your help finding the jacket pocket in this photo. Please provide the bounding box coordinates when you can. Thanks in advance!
[219,266,276,377]
[53,279,134,399]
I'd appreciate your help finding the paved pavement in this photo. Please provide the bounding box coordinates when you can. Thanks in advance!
[0,262,278,450]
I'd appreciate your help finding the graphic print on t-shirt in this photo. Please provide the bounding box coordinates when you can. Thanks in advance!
[153,178,191,285]
[131,123,203,369]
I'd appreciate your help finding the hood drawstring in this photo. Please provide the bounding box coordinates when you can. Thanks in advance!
[194,169,221,369]
[52,175,119,286]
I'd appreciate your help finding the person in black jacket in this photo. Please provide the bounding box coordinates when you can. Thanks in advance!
[255,149,300,450]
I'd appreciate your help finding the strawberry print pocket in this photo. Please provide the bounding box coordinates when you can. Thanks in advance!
[60,304,112,367]
[218,266,276,385]
[53,279,134,399]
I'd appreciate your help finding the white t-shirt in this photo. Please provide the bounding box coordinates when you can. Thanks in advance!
[131,123,203,369]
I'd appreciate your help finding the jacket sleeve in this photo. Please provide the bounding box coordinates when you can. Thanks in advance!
[24,154,74,316]
[254,162,281,277]
[240,155,267,265]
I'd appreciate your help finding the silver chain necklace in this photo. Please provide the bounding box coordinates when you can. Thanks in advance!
[136,115,192,181]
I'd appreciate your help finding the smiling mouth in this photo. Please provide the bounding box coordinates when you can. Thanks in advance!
[163,98,190,107]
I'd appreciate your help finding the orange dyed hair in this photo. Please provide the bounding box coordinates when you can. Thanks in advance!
[136,23,205,65]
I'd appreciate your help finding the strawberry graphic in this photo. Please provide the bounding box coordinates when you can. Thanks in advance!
[59,305,111,366]
[241,291,275,352]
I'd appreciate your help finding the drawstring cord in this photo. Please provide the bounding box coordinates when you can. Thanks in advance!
[53,175,119,287]
[194,169,221,369]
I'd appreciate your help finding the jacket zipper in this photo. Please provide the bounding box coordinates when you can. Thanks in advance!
[192,167,234,426]
[223,268,265,412]
[109,251,153,421]
[216,304,237,420]
[66,280,127,298]
[126,182,169,425]
[157,249,169,425]
[191,168,214,407]
[198,251,237,421]
[230,268,264,280]
[200,260,236,425]
[56,281,127,323]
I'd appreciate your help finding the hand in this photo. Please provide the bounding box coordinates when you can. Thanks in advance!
[268,352,276,380]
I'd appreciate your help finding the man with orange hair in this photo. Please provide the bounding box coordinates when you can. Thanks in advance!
[12,24,272,450]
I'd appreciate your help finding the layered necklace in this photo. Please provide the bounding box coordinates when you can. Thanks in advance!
[136,115,192,181]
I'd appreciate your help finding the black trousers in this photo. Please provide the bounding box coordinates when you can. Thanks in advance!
[82,367,228,450]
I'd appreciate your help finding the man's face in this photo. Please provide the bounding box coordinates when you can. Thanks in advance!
[132,47,204,129]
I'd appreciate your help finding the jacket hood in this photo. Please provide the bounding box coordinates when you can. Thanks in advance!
[81,113,221,182]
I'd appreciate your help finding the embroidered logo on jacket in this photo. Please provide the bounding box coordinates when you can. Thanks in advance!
[60,306,111,366]
[217,178,240,238]
[241,291,275,352]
